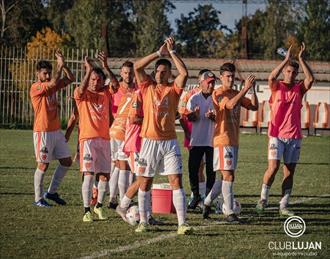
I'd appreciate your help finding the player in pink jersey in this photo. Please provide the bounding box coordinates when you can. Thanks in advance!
[256,43,314,216]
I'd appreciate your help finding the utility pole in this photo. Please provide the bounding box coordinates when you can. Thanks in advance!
[240,0,248,59]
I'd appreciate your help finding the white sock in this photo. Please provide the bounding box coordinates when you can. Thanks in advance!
[34,168,45,202]
[109,167,119,203]
[138,189,149,224]
[48,165,69,193]
[97,180,107,205]
[279,189,292,210]
[222,181,234,215]
[261,183,270,202]
[204,179,222,206]
[199,181,206,197]
[118,170,130,201]
[129,172,135,186]
[82,174,93,208]
[173,188,186,226]
[146,191,152,218]
[120,195,132,210]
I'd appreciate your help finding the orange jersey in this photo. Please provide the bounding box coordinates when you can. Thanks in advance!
[139,79,183,140]
[212,87,252,146]
[178,87,200,115]
[30,81,66,132]
[74,87,112,141]
[111,83,136,117]
[110,87,136,141]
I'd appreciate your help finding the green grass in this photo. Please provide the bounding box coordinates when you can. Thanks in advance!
[0,129,329,258]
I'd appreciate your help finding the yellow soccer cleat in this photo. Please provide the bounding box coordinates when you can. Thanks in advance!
[177,223,193,235]
[94,206,108,220]
[135,222,149,233]
[83,211,93,222]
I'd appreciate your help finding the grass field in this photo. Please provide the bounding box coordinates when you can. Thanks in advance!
[0,129,329,258]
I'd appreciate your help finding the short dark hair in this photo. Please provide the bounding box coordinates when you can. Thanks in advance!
[285,59,299,71]
[198,69,210,76]
[220,62,236,75]
[92,67,106,80]
[121,61,134,69]
[36,60,52,71]
[155,59,172,70]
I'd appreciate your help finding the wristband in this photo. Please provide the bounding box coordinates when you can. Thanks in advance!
[169,50,176,54]
[156,50,162,57]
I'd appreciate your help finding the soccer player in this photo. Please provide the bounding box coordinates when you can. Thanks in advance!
[133,37,191,234]
[74,54,115,222]
[30,49,75,207]
[203,63,258,222]
[256,43,314,216]
[186,71,216,209]
[108,61,136,208]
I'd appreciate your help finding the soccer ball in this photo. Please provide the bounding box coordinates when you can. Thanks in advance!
[215,198,241,216]
[126,205,140,226]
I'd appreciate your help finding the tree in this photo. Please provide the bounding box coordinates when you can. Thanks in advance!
[298,0,330,61]
[132,0,174,56]
[236,0,300,59]
[175,4,231,58]
[0,0,48,47]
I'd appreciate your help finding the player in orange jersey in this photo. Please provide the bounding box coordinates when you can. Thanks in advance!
[108,61,137,209]
[74,53,117,222]
[133,37,192,235]
[30,49,75,207]
[203,63,258,222]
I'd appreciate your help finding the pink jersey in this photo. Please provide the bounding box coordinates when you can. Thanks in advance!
[123,90,143,154]
[268,81,304,139]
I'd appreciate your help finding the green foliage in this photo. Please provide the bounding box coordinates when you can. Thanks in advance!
[298,0,330,61]
[0,0,48,47]
[176,4,232,58]
[133,0,174,56]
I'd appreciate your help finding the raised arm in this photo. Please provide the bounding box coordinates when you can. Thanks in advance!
[98,51,119,92]
[225,75,256,110]
[77,57,92,97]
[165,37,188,88]
[268,45,292,90]
[298,42,314,93]
[247,82,259,111]
[134,43,168,85]
[46,49,64,90]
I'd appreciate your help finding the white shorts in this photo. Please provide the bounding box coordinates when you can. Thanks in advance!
[127,152,139,174]
[110,138,128,161]
[137,138,182,177]
[213,145,238,171]
[80,138,111,173]
[33,130,70,163]
[268,137,301,164]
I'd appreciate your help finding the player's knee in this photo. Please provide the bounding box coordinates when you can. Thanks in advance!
[60,157,72,167]
[38,163,49,172]
[99,174,110,181]
[267,163,280,174]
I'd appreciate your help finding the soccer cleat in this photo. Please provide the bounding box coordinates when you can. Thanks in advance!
[44,192,66,205]
[256,199,267,214]
[33,199,52,208]
[94,206,108,220]
[116,205,128,223]
[135,222,149,233]
[202,204,211,219]
[279,208,295,217]
[148,215,163,225]
[187,195,202,210]
[90,187,98,206]
[177,223,193,235]
[108,201,118,210]
[83,211,93,222]
[225,213,240,224]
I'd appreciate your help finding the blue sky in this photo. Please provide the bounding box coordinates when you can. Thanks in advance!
[168,0,266,32]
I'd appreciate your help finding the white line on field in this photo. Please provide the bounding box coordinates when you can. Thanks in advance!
[80,194,330,259]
